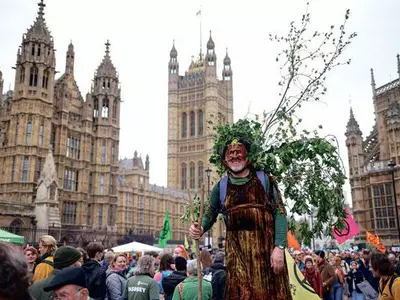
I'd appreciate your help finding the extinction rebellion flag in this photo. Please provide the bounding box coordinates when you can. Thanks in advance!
[332,207,360,245]
[158,211,172,248]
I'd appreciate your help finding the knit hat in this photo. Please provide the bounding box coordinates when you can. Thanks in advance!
[174,256,187,271]
[24,246,38,255]
[304,256,313,265]
[314,250,325,259]
[53,246,81,269]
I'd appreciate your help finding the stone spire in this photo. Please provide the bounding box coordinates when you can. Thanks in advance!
[222,48,232,80]
[397,54,400,78]
[169,40,179,75]
[65,41,75,75]
[345,108,362,136]
[96,40,117,77]
[26,0,52,43]
[370,68,376,96]
[34,147,61,229]
[145,154,150,171]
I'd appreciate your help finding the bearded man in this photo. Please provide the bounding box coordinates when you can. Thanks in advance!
[189,137,292,300]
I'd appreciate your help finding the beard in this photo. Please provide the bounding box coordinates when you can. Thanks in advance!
[227,160,247,174]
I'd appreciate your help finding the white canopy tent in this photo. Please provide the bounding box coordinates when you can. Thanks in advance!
[111,242,163,254]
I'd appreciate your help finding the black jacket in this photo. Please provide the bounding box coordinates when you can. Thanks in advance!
[81,259,106,300]
[162,270,187,300]
[346,269,364,294]
[209,263,226,300]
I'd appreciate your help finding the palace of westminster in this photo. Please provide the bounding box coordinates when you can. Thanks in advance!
[0,1,233,247]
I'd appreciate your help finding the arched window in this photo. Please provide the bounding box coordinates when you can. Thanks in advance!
[181,113,187,138]
[25,118,32,145]
[93,98,99,118]
[31,44,35,56]
[10,218,24,235]
[181,163,187,190]
[198,161,204,188]
[112,100,117,118]
[190,162,195,189]
[29,66,38,87]
[190,111,195,136]
[39,120,44,146]
[20,67,25,84]
[102,97,109,118]
[42,70,49,89]
[37,44,41,56]
[198,110,204,136]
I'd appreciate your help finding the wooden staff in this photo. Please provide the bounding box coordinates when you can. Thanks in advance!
[187,187,205,300]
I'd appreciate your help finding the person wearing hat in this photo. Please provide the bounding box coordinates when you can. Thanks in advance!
[189,130,292,299]
[313,250,336,300]
[292,250,305,272]
[44,267,91,300]
[29,246,82,300]
[302,256,323,298]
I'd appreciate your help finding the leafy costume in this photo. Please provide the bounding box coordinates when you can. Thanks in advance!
[202,121,292,300]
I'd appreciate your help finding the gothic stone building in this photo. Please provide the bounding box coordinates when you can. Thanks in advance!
[118,152,189,243]
[0,1,121,245]
[167,35,233,245]
[346,59,400,246]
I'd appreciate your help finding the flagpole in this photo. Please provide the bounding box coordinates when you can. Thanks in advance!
[197,7,203,58]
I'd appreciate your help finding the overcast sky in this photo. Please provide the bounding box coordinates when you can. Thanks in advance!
[1,0,399,200]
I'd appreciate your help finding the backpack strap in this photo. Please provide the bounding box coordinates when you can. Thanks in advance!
[389,275,399,297]
[40,259,54,267]
[178,282,184,300]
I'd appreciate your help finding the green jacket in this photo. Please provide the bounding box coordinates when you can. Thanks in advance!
[29,269,60,300]
[123,274,159,300]
[172,277,212,300]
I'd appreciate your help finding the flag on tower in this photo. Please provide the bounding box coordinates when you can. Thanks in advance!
[158,211,172,248]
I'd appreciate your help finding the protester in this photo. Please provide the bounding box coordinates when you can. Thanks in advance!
[346,261,364,300]
[293,250,306,272]
[172,259,212,300]
[370,252,400,300]
[200,249,213,278]
[173,245,189,260]
[332,256,345,300]
[208,251,226,300]
[77,247,89,265]
[162,257,187,300]
[106,254,128,300]
[314,250,336,300]
[29,246,82,300]
[145,251,161,272]
[32,235,57,283]
[123,255,159,300]
[24,246,38,283]
[302,256,323,298]
[0,242,31,300]
[82,242,107,300]
[102,249,115,270]
[155,253,174,294]
[43,267,91,300]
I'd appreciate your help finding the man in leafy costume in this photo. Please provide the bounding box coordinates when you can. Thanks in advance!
[189,120,292,300]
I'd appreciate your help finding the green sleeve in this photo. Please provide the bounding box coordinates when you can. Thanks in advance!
[201,183,220,233]
[266,177,288,248]
[171,285,179,300]
[149,280,160,300]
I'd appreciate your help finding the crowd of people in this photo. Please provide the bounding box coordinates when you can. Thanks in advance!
[2,233,400,300]
[290,248,400,300]
[0,234,226,300]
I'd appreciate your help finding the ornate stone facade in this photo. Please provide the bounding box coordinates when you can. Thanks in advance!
[167,34,234,191]
[118,153,189,242]
[167,34,233,246]
[0,1,121,244]
[346,60,400,246]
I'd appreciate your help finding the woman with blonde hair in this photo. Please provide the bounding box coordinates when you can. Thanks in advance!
[32,235,57,283]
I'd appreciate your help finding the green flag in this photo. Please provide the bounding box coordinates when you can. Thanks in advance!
[158,211,172,248]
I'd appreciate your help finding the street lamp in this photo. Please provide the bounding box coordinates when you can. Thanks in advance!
[205,167,212,247]
[388,160,400,245]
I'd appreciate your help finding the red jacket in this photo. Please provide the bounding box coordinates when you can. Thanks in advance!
[302,267,323,297]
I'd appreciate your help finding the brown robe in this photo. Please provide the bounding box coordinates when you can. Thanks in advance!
[224,175,292,300]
